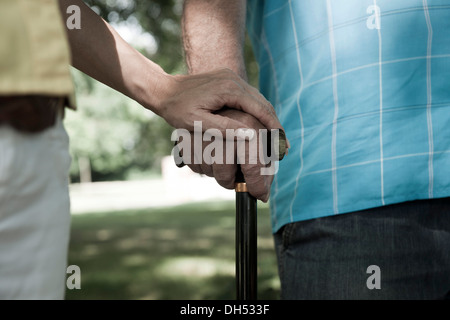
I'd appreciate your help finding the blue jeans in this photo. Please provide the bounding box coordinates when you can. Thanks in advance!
[274,197,450,299]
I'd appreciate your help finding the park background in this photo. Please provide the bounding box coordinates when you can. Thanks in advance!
[65,0,280,299]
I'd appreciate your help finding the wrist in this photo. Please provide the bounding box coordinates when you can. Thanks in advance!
[130,58,174,116]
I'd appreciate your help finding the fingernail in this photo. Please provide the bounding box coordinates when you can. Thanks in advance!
[276,129,288,160]
[280,129,290,156]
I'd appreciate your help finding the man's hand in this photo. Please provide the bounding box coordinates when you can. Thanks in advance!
[177,108,281,202]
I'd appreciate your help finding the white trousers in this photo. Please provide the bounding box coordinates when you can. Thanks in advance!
[0,117,71,299]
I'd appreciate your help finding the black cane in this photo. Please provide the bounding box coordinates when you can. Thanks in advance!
[235,129,286,300]
[173,128,287,300]
[235,166,257,300]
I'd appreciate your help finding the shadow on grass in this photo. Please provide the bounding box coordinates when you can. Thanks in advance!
[66,200,280,300]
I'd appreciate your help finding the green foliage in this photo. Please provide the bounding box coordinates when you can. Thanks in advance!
[83,0,186,74]
[66,69,174,181]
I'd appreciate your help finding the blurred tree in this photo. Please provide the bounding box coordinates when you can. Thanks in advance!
[67,68,179,182]
[66,0,258,182]
[83,0,186,74]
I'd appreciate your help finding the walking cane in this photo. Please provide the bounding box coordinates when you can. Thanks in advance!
[173,128,287,300]
[235,129,286,300]
[234,166,257,300]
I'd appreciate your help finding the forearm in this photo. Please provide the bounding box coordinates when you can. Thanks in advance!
[58,0,170,113]
[182,0,247,79]
[58,0,283,137]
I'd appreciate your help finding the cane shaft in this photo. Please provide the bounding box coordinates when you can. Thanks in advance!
[235,181,257,300]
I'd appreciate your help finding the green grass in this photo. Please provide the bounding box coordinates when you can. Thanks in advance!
[65,200,280,300]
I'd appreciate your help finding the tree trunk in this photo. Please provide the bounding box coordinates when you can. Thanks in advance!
[78,156,92,183]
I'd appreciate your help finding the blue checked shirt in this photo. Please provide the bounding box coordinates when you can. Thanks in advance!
[246,0,450,233]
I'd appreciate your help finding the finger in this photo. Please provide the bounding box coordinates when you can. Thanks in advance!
[198,112,255,141]
[240,163,273,202]
[202,71,283,132]
[223,75,290,152]
[212,163,237,190]
[188,68,284,133]
[218,69,274,114]
[198,163,214,177]
[221,84,283,132]
[186,163,204,175]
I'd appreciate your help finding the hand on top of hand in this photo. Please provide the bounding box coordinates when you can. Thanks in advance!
[174,107,288,202]
[158,68,285,136]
